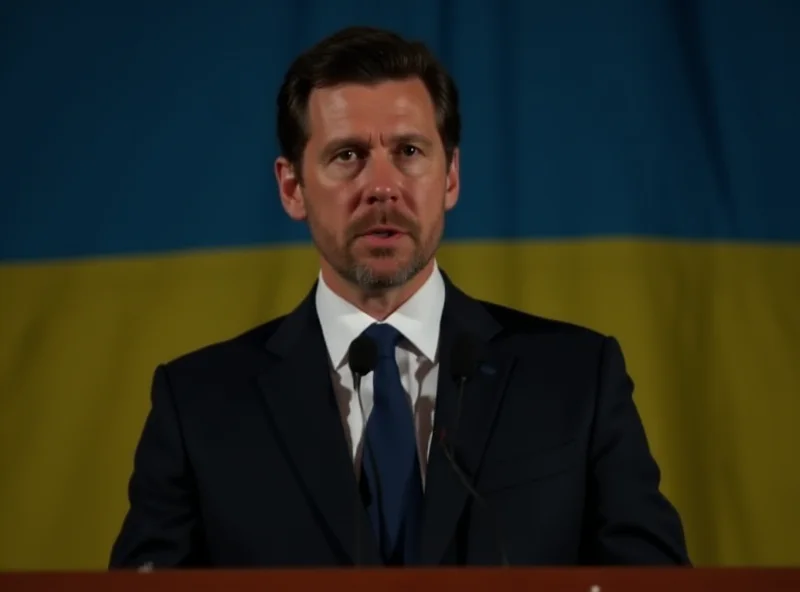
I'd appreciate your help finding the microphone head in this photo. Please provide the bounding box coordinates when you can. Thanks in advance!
[450,333,479,381]
[348,335,378,376]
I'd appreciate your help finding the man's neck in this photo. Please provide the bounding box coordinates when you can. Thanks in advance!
[320,260,436,321]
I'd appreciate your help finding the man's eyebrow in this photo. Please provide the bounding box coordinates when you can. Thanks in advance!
[391,133,434,148]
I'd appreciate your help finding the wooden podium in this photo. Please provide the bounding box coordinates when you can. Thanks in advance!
[1,568,799,591]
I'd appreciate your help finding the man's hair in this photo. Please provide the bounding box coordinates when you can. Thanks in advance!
[276,26,461,176]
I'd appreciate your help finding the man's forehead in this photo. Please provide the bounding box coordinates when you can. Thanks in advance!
[307,79,435,126]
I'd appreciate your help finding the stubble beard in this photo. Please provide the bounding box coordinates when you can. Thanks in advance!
[347,245,430,291]
[309,208,443,293]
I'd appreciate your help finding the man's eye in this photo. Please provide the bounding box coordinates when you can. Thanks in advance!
[399,145,419,157]
[335,150,358,162]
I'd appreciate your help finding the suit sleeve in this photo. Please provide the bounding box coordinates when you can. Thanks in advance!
[583,337,691,565]
[109,364,206,568]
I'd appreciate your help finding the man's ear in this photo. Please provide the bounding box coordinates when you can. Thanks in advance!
[444,147,460,211]
[275,156,306,221]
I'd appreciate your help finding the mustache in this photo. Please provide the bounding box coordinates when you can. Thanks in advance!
[346,209,420,243]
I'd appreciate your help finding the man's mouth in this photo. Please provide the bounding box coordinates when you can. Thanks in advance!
[361,226,404,239]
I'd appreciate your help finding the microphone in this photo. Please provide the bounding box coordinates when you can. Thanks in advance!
[347,335,378,566]
[449,334,479,448]
[439,333,510,566]
[349,334,377,393]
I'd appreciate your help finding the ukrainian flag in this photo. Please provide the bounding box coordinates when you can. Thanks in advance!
[1,2,798,569]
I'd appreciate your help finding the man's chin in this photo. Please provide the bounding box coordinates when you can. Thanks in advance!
[351,257,420,289]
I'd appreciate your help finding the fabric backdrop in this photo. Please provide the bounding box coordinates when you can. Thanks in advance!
[1,0,798,569]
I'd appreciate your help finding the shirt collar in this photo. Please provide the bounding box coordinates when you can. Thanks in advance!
[315,261,446,370]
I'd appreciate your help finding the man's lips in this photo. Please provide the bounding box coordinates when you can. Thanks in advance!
[358,226,406,238]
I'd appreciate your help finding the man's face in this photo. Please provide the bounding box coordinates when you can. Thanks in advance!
[276,77,459,291]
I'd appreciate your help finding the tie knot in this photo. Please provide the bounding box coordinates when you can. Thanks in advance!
[363,323,401,358]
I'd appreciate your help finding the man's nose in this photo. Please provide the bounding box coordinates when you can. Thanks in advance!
[363,152,401,204]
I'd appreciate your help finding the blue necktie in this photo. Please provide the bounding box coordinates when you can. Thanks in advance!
[361,323,423,564]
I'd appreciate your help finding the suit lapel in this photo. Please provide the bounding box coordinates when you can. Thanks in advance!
[420,276,516,565]
[257,288,381,566]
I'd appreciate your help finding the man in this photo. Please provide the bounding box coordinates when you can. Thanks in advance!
[110,26,689,568]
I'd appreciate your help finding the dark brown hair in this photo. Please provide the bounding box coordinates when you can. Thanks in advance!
[276,26,461,177]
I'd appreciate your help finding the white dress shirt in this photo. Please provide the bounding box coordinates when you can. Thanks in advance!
[315,262,446,486]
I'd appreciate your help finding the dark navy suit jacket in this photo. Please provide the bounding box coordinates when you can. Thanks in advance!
[109,274,689,567]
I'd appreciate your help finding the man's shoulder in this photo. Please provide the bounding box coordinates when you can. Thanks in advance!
[474,298,625,386]
[471,297,622,372]
[161,314,289,377]
[478,298,607,345]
